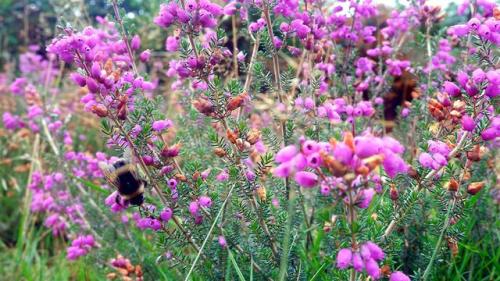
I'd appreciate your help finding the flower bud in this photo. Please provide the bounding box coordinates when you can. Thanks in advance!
[192,98,215,116]
[256,186,266,201]
[226,93,247,111]
[246,129,261,145]
[91,104,108,117]
[390,185,399,200]
[461,114,475,131]
[214,147,226,157]
[142,155,154,166]
[446,178,459,192]
[467,181,485,195]
[226,129,238,144]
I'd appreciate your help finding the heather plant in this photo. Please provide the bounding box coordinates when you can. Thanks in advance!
[0,0,499,280]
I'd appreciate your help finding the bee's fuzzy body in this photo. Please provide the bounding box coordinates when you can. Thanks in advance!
[101,159,146,206]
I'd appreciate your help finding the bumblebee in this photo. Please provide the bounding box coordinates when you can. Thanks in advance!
[100,158,147,206]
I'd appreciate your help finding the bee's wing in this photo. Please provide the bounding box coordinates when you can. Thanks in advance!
[123,147,134,162]
[98,161,119,189]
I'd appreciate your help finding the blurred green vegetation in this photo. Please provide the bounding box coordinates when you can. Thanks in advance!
[0,0,165,70]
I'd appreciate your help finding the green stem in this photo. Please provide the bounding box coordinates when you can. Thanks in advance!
[278,187,296,281]
[184,184,236,280]
[422,199,455,281]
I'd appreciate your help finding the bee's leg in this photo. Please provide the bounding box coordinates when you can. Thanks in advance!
[115,194,124,207]
[143,180,149,189]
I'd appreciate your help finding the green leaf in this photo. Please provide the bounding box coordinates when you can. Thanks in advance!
[74,177,111,196]
[227,248,246,281]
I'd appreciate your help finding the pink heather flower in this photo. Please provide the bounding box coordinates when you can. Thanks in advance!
[419,153,433,169]
[140,50,151,62]
[160,208,173,222]
[461,115,475,131]
[216,170,229,182]
[2,112,24,130]
[201,168,211,180]
[168,178,177,189]
[472,68,486,84]
[320,184,330,196]
[188,201,200,216]
[245,170,256,181]
[390,271,411,281]
[294,171,318,188]
[218,235,227,247]
[70,72,86,87]
[131,35,141,50]
[365,258,381,279]
[358,188,375,208]
[334,143,353,164]
[273,162,294,178]
[223,2,237,15]
[467,18,481,30]
[364,241,385,261]
[352,252,364,272]
[401,108,410,118]
[198,195,212,208]
[165,36,180,52]
[275,145,298,163]
[481,127,498,141]
[152,119,172,132]
[302,140,320,155]
[336,248,352,269]
[355,137,381,158]
[306,153,321,168]
[443,81,461,97]
[142,155,154,166]
[383,152,407,178]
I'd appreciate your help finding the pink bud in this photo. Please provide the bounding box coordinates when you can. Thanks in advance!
[188,201,199,216]
[336,248,352,269]
[160,208,173,222]
[218,235,227,247]
[275,145,298,163]
[198,195,212,208]
[131,35,141,50]
[461,115,475,131]
[140,50,151,62]
[390,271,411,281]
[294,171,318,188]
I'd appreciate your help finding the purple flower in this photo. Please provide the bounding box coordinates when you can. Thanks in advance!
[273,162,294,178]
[218,235,227,247]
[390,271,411,281]
[188,201,200,216]
[336,248,352,269]
[419,153,433,169]
[333,143,353,164]
[198,195,212,208]
[294,171,318,188]
[383,152,407,178]
[358,188,375,209]
[461,115,475,131]
[364,241,385,261]
[364,258,381,279]
[481,127,498,141]
[140,50,151,62]
[216,169,229,182]
[443,81,461,97]
[152,119,173,132]
[275,145,298,163]
[131,35,141,50]
[165,36,180,52]
[160,208,173,222]
[352,253,364,272]
[355,137,381,158]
